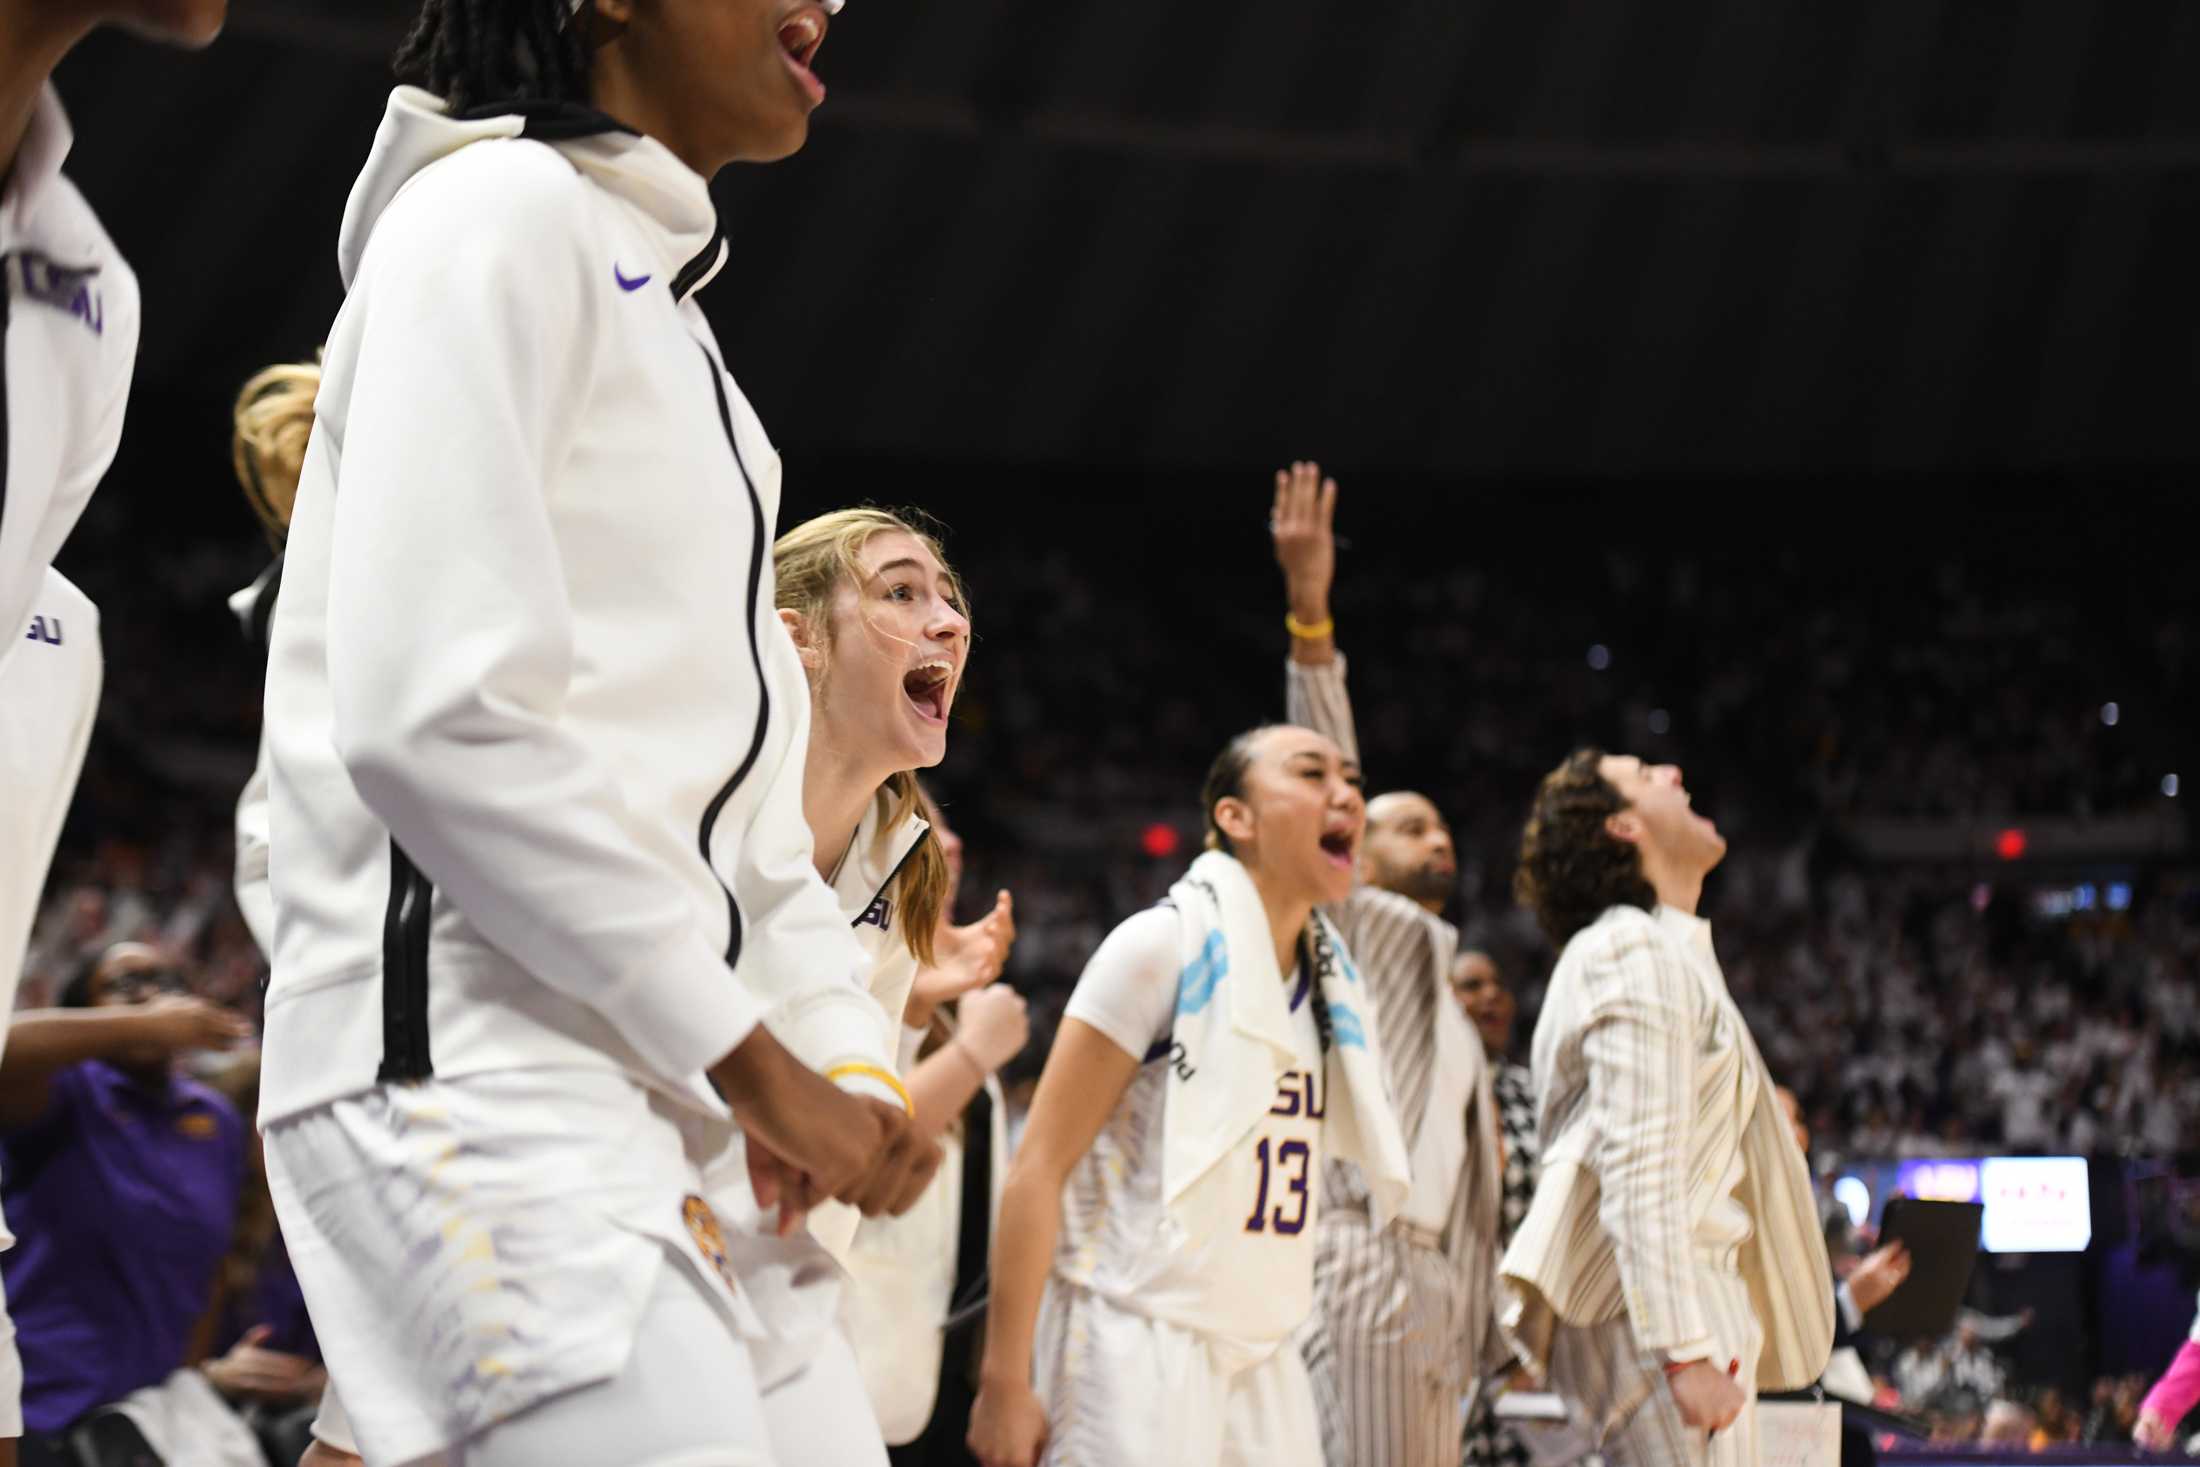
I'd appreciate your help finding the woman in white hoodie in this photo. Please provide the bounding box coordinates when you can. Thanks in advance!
[234,400,1018,1467]
[255,1,938,1464]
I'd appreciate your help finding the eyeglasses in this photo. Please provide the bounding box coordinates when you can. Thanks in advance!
[101,969,192,1004]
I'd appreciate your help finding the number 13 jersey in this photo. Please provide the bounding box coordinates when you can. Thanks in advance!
[1055,906,1329,1360]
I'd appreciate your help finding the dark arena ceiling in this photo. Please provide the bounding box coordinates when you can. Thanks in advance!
[54,0,2200,479]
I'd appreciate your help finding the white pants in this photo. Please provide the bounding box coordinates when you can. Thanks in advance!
[757,1330,888,1467]
[267,1070,765,1467]
[1302,1214,1475,1467]
[1035,1283,1324,1467]
[1544,1267,1763,1467]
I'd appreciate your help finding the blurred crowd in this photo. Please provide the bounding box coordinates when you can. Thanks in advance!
[1715,851,2200,1163]
[20,502,2200,1151]
[11,485,2193,1457]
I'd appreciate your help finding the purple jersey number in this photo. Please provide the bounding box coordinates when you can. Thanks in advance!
[1244,1137,1312,1236]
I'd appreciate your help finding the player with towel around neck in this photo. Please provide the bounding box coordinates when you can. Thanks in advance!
[967,726,1413,1467]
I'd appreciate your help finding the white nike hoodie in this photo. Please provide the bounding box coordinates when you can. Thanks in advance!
[259,88,895,1122]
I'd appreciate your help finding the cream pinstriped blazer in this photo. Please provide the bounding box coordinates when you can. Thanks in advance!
[1497,905,1833,1392]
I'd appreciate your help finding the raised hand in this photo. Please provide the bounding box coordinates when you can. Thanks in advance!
[912,889,1016,1013]
[201,1325,326,1403]
[134,995,254,1055]
[1847,1240,1911,1315]
[957,981,1030,1074]
[1270,459,1338,612]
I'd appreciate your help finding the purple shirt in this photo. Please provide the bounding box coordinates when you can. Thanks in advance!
[215,1232,319,1363]
[1,1060,244,1432]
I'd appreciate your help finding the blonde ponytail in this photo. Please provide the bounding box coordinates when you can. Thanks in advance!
[230,357,322,547]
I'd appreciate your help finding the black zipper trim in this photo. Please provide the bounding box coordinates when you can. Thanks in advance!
[694,344,773,968]
[376,839,436,1082]
[470,100,641,140]
[246,552,284,651]
[849,828,932,930]
[671,238,725,303]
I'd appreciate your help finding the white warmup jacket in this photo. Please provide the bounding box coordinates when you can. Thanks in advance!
[260,87,897,1125]
[704,792,933,1396]
[807,790,932,1257]
[1,85,133,1011]
[228,560,280,957]
[0,85,137,653]
[0,87,133,1435]
[0,571,100,1041]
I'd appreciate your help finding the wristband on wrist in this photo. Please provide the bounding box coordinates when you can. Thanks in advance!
[950,1034,990,1081]
[1285,612,1334,640]
[826,1061,914,1116]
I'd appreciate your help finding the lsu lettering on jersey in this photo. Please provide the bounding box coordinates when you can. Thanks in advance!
[1054,907,1330,1358]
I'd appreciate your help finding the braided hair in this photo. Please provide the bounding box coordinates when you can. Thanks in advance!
[393,0,592,114]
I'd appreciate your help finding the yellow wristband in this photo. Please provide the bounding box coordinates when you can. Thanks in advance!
[1285,612,1334,640]
[826,1061,914,1116]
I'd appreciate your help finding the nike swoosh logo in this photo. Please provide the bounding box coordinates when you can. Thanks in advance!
[614,265,653,292]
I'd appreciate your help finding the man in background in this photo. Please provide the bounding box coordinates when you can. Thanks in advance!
[1272,463,1506,1467]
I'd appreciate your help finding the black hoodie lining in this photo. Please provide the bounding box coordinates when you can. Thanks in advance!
[851,829,933,932]
[455,99,642,139]
[693,344,774,969]
[376,839,436,1083]
[247,553,284,651]
[671,238,726,303]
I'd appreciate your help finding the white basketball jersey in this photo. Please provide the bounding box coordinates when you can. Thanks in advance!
[1054,975,1327,1357]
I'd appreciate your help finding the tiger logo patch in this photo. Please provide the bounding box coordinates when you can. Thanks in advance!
[681,1194,738,1294]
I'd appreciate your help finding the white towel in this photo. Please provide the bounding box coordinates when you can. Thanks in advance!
[1161,850,1410,1225]
[108,1368,266,1467]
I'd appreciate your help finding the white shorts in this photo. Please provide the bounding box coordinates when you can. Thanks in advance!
[704,1130,889,1462]
[1034,1283,1323,1467]
[698,1126,848,1389]
[317,1250,887,1467]
[411,1255,768,1467]
[757,1328,887,1467]
[266,1069,765,1467]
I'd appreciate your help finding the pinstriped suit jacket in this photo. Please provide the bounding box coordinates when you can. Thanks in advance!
[1287,655,1505,1380]
[1497,905,1833,1393]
